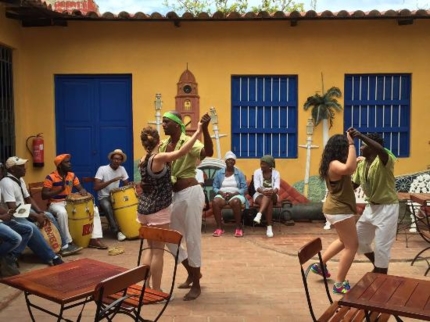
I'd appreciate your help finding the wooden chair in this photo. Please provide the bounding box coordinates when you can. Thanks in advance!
[298,238,390,321]
[410,195,430,276]
[28,181,48,211]
[108,226,183,322]
[93,265,150,322]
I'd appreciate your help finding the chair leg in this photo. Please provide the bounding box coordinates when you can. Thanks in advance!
[411,246,430,267]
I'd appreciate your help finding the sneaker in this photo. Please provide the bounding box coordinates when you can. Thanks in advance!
[333,280,351,294]
[52,256,64,266]
[254,212,263,224]
[0,256,20,277]
[60,243,83,257]
[234,228,244,237]
[117,232,126,241]
[212,229,224,237]
[266,225,274,238]
[310,263,331,278]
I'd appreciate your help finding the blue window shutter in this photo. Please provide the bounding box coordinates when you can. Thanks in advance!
[231,75,298,159]
[344,74,411,157]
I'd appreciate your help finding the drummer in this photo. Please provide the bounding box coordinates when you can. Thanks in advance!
[0,156,67,265]
[42,154,108,250]
[93,149,130,241]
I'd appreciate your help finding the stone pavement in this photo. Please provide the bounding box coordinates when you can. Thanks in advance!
[0,218,428,321]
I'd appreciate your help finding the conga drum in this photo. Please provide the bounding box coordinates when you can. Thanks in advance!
[40,220,62,253]
[110,186,140,239]
[66,193,94,248]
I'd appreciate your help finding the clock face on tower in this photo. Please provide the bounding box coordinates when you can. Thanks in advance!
[183,84,192,94]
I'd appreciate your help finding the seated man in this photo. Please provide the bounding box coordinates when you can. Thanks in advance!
[42,154,107,250]
[0,203,32,276]
[0,157,65,266]
[93,149,129,241]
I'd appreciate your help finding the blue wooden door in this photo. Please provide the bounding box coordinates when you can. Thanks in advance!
[55,75,133,191]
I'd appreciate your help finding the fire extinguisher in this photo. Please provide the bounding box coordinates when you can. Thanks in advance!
[26,133,44,168]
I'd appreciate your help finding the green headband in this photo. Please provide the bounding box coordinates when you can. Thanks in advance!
[163,112,185,134]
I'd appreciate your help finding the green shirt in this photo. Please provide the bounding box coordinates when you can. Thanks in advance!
[352,154,398,204]
[159,132,204,184]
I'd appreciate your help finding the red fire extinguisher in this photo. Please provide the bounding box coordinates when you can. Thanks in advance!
[26,133,44,168]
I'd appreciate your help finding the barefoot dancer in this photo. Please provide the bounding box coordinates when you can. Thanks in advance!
[137,122,202,292]
[159,111,213,301]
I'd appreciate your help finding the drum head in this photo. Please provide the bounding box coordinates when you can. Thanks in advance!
[66,192,93,203]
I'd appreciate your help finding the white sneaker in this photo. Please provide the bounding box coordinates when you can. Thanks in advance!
[266,225,274,238]
[254,212,263,224]
[323,221,331,230]
[117,232,126,241]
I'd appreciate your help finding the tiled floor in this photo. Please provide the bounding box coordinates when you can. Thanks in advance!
[0,218,427,321]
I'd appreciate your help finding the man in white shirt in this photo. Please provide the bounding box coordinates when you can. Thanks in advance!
[94,149,130,241]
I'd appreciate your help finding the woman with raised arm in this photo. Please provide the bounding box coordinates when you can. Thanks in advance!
[310,132,358,294]
[137,121,202,292]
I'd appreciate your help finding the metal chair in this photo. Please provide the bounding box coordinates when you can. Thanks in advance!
[410,195,430,276]
[297,238,390,321]
[94,265,150,322]
[107,226,182,322]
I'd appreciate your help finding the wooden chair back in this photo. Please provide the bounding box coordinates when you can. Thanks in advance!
[28,181,48,211]
[94,265,150,322]
[107,226,182,322]
[297,238,390,322]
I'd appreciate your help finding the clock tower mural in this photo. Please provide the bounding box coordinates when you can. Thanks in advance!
[175,67,200,136]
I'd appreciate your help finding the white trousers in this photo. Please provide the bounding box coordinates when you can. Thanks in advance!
[356,203,399,268]
[48,201,103,244]
[167,185,204,267]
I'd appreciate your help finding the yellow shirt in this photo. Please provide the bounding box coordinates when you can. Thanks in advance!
[352,154,398,204]
[159,132,203,184]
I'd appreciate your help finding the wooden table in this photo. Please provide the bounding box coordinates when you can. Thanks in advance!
[339,272,430,321]
[410,193,430,205]
[0,258,126,321]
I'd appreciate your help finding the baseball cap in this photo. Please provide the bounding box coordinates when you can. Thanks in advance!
[5,156,28,169]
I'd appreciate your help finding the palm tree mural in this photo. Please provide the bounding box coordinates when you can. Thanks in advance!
[303,81,343,147]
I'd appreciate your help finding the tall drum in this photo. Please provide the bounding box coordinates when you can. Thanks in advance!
[66,193,94,248]
[110,186,141,239]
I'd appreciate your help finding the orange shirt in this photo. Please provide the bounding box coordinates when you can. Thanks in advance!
[43,170,80,203]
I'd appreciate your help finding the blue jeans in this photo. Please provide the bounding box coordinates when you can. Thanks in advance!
[99,197,119,233]
[6,218,57,264]
[0,222,33,258]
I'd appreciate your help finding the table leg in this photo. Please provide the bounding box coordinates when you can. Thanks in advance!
[24,292,36,322]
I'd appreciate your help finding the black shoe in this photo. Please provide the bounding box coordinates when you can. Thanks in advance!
[52,256,64,266]
[60,243,83,257]
[0,256,20,277]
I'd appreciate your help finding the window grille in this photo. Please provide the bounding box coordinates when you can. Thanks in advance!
[344,74,411,157]
[231,75,298,159]
[0,45,15,163]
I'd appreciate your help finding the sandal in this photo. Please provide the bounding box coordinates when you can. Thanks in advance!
[212,229,224,237]
[234,228,244,237]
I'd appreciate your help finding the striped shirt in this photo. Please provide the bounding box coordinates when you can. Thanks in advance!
[43,170,79,202]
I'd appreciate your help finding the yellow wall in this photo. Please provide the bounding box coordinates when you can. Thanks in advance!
[1,13,430,184]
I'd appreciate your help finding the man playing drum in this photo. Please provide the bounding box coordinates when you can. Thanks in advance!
[0,156,65,266]
[158,111,213,301]
[42,154,108,250]
[93,148,130,241]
